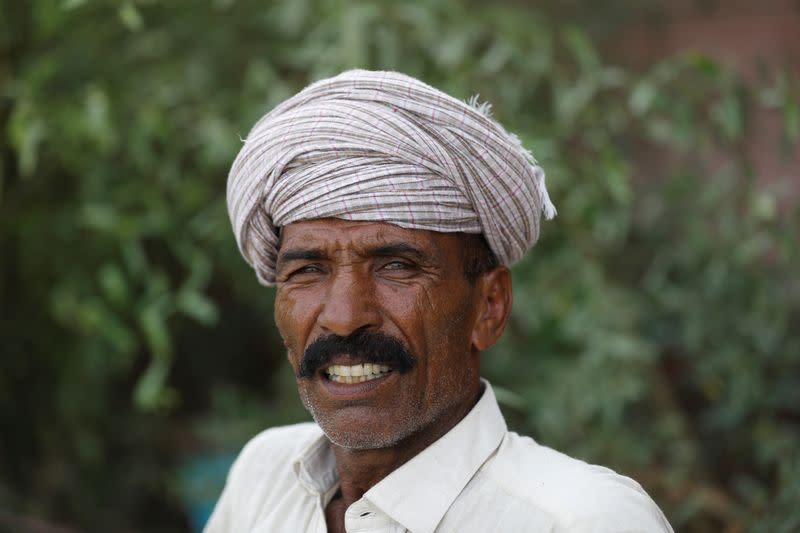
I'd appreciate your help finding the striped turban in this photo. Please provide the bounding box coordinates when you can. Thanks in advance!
[227,69,556,286]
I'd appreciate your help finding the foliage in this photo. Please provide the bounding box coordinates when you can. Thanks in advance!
[1,0,797,531]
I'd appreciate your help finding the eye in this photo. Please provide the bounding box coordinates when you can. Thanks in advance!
[289,264,324,277]
[377,259,421,282]
[382,260,413,270]
[378,259,422,279]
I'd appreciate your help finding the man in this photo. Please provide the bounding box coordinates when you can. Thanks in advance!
[207,70,673,533]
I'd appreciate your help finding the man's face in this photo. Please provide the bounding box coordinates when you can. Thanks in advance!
[274,219,484,450]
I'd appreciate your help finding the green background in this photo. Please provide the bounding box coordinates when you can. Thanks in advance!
[1,1,798,531]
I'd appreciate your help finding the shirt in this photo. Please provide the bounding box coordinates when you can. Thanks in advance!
[205,380,674,532]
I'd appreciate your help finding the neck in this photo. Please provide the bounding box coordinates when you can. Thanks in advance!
[329,384,483,507]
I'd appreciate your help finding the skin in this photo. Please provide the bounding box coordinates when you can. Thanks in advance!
[273,218,513,533]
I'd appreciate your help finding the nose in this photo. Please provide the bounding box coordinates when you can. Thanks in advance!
[317,268,381,337]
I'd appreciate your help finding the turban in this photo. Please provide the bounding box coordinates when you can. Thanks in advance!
[227,69,556,286]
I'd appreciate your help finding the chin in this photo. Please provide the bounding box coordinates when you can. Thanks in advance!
[324,429,399,450]
[315,406,430,449]
[299,385,425,450]
[314,413,415,450]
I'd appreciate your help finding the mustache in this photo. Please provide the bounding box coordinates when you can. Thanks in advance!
[297,329,416,379]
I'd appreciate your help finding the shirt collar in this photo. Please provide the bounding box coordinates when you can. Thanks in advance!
[291,379,508,533]
[292,428,338,495]
[364,379,507,533]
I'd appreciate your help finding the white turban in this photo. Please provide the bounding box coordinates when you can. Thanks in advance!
[227,69,556,286]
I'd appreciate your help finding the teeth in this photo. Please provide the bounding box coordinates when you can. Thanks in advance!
[326,363,392,383]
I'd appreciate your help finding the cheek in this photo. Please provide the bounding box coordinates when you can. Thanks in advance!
[274,289,313,353]
[385,282,476,358]
[429,289,480,362]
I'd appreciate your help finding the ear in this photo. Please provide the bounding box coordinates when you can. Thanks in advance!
[470,266,513,352]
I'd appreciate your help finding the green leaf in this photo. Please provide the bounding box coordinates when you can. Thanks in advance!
[176,289,219,325]
[98,263,129,306]
[712,91,744,141]
[493,385,527,410]
[118,2,143,31]
[121,240,149,278]
[139,303,172,358]
[134,357,177,410]
[784,95,799,142]
[8,100,46,177]
[80,204,120,233]
[630,81,657,117]
[688,52,721,77]
[562,27,600,72]
[61,0,87,9]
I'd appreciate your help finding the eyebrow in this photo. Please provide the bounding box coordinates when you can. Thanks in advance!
[276,248,327,272]
[365,243,428,263]
[276,242,430,271]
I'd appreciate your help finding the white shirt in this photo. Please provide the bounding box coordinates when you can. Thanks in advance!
[205,381,673,533]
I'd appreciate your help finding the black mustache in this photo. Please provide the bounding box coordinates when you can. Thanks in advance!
[297,329,416,379]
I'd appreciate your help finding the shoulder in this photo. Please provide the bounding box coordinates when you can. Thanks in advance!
[227,422,323,482]
[235,422,323,463]
[482,432,673,533]
[204,423,322,532]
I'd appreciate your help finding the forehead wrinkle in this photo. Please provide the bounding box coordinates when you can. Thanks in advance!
[295,224,436,256]
[366,242,428,263]
[363,225,443,260]
[277,220,459,279]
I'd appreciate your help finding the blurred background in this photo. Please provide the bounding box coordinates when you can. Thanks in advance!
[1,0,798,531]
